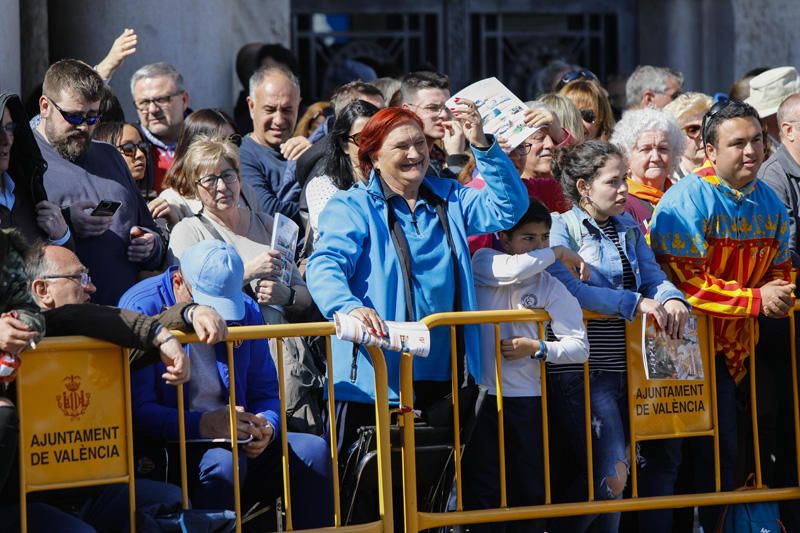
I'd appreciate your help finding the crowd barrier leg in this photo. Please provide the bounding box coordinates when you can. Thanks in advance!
[492,323,508,508]
[400,351,418,533]
[449,325,465,512]
[538,322,552,505]
[225,341,243,533]
[748,319,763,488]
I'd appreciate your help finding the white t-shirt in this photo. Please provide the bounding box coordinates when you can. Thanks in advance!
[471,247,588,397]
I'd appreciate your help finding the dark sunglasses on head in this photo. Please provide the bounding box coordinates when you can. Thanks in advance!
[117,141,151,157]
[580,109,597,124]
[48,98,102,126]
[701,96,739,144]
[556,69,599,91]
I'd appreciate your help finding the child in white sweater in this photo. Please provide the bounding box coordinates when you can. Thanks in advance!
[463,198,589,532]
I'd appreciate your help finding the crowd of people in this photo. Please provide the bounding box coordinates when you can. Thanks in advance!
[2,28,800,532]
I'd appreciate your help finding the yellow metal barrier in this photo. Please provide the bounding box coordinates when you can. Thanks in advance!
[16,337,137,533]
[398,309,800,531]
[171,322,394,533]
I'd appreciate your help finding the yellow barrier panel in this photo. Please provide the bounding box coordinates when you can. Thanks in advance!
[17,336,136,533]
[398,309,800,532]
[171,323,394,533]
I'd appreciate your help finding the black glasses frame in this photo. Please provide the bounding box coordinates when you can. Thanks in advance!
[195,169,240,190]
[48,98,102,126]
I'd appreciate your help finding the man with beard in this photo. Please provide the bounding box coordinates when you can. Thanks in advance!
[130,62,190,193]
[34,59,164,305]
[400,70,470,179]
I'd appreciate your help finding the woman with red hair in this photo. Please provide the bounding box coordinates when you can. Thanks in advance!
[306,104,528,452]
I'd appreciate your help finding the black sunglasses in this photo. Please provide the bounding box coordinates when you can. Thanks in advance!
[117,141,151,157]
[48,98,102,126]
[556,69,599,91]
[701,97,739,145]
[347,133,360,145]
[227,133,243,147]
[580,109,597,124]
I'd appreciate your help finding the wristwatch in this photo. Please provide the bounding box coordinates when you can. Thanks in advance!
[287,286,296,306]
[532,340,548,361]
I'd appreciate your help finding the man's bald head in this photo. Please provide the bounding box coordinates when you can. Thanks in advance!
[777,93,800,136]
[27,245,96,309]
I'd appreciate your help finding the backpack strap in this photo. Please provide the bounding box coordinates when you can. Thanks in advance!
[558,209,583,252]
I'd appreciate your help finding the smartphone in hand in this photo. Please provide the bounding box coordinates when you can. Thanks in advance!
[90,200,122,217]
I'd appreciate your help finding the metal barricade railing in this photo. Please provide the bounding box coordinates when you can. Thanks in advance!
[172,322,394,533]
[398,308,800,532]
[17,336,137,533]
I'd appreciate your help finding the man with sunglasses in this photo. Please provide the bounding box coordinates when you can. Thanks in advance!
[650,99,794,533]
[130,62,190,194]
[625,65,684,110]
[34,59,165,306]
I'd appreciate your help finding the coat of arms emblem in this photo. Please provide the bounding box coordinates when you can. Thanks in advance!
[56,375,91,420]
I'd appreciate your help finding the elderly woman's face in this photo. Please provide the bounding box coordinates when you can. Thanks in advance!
[628,130,672,190]
[680,111,706,167]
[194,158,241,214]
[372,121,429,190]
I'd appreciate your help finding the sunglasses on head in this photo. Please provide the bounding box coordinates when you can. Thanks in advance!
[556,69,599,91]
[48,98,102,126]
[701,96,740,144]
[117,141,151,157]
[580,109,597,124]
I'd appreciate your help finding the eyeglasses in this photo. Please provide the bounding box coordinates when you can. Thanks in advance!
[580,109,597,124]
[48,99,102,126]
[195,169,239,190]
[682,124,702,140]
[134,91,182,112]
[659,89,683,101]
[701,97,739,145]
[41,272,92,288]
[227,133,243,147]
[556,69,599,91]
[116,141,151,157]
[1,122,17,136]
[411,103,448,116]
[347,133,360,146]
[511,143,532,156]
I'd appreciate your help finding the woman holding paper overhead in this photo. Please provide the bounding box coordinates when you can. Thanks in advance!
[306,104,528,452]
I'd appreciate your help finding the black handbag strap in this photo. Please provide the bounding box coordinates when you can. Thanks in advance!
[383,182,469,387]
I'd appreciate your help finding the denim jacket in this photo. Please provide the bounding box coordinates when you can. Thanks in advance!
[546,206,687,320]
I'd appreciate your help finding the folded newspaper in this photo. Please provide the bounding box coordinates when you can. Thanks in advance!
[334,312,430,357]
[445,76,540,150]
[269,213,299,287]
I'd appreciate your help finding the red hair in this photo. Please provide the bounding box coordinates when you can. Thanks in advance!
[357,108,424,178]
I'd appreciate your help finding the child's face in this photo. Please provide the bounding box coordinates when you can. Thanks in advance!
[502,221,550,254]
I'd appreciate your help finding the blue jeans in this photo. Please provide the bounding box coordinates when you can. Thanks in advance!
[548,371,629,533]
[463,395,545,533]
[188,432,333,529]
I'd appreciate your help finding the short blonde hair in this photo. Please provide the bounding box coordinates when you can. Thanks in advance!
[537,93,585,143]
[183,135,240,194]
[663,92,712,125]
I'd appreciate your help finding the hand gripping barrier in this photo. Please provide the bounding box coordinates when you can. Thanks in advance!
[397,308,800,532]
